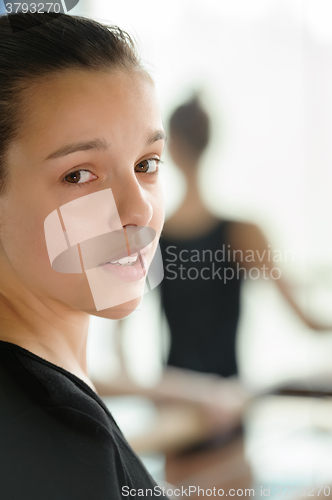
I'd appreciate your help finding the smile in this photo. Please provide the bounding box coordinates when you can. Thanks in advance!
[109,254,139,266]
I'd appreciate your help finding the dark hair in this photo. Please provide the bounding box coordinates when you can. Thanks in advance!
[0,12,142,194]
[169,94,210,157]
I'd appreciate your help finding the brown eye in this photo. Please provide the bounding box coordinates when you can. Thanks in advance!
[65,171,81,183]
[63,170,97,185]
[134,159,159,174]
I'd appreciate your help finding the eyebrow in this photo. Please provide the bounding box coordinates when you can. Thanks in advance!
[146,130,167,144]
[46,139,109,160]
[46,130,166,160]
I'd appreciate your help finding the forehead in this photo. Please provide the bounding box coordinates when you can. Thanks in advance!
[16,69,162,159]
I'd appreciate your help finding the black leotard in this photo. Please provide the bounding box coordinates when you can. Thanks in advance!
[160,221,242,377]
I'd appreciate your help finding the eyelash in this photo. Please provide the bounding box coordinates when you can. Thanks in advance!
[62,158,163,188]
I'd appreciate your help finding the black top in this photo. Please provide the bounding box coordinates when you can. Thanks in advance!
[0,341,166,500]
[160,221,242,377]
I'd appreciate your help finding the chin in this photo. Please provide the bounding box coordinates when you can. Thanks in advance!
[89,295,143,320]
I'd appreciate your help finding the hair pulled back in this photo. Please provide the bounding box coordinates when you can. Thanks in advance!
[169,94,210,158]
[0,12,142,194]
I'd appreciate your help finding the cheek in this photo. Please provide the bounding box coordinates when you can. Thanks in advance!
[1,206,95,307]
[0,191,79,297]
[1,206,49,269]
[0,178,58,270]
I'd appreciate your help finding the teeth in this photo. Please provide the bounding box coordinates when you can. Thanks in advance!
[110,254,138,266]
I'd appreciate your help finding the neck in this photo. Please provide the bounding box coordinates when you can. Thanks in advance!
[163,164,219,239]
[0,282,91,388]
[180,164,213,218]
[183,169,203,204]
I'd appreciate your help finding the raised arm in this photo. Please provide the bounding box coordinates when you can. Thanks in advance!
[228,222,331,332]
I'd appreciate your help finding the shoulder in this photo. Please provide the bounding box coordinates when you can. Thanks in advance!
[0,341,108,437]
[227,221,268,251]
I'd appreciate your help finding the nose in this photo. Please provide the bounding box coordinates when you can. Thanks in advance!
[112,173,153,228]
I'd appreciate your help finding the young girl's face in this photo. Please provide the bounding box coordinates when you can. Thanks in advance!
[0,69,165,319]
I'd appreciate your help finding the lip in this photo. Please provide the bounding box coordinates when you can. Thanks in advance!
[101,252,148,282]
